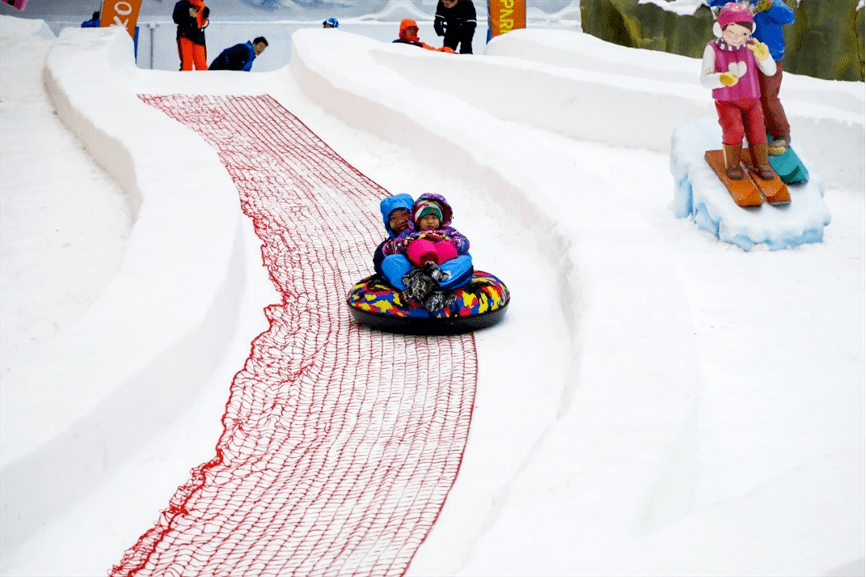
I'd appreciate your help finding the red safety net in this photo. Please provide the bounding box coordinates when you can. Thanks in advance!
[111,95,477,576]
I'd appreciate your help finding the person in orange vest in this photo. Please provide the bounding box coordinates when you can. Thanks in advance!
[173,0,209,71]
[392,19,455,53]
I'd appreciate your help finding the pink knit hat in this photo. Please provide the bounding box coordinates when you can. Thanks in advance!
[714,3,755,36]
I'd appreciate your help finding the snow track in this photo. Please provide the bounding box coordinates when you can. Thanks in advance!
[107,94,479,576]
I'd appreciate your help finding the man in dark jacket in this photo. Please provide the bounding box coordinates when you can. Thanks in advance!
[210,37,268,71]
[173,0,209,70]
[434,0,476,54]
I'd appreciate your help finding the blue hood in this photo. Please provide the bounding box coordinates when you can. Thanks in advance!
[379,193,415,238]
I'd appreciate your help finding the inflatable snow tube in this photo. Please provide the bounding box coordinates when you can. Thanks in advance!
[347,271,510,334]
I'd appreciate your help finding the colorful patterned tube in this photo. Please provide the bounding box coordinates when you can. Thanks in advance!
[347,271,510,334]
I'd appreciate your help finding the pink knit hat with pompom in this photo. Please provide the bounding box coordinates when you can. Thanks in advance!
[714,3,755,36]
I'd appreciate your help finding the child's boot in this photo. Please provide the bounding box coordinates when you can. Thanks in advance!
[433,241,458,264]
[423,290,456,313]
[723,143,745,180]
[407,239,438,267]
[768,134,790,156]
[750,142,776,181]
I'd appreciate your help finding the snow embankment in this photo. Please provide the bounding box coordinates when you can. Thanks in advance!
[482,29,865,192]
[1,25,250,552]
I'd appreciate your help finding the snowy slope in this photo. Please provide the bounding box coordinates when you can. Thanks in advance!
[1,17,863,577]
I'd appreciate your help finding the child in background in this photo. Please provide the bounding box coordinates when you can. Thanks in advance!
[393,19,455,53]
[700,2,777,181]
[382,193,473,312]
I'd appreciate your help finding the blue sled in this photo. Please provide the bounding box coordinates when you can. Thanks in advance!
[768,140,809,184]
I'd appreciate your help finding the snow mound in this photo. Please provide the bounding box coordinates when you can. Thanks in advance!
[671,117,831,250]
[0,14,54,39]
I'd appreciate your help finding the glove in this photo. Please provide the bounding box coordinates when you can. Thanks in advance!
[434,19,445,36]
[719,72,739,87]
[423,261,452,283]
[747,40,770,60]
[754,0,772,13]
[423,291,457,313]
[401,268,436,302]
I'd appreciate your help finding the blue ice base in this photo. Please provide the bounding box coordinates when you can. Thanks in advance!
[671,117,830,251]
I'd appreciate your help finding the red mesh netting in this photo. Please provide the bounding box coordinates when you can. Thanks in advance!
[111,95,477,576]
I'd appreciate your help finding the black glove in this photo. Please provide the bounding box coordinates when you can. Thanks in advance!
[402,268,436,303]
[434,19,445,36]
[423,290,457,313]
[423,261,452,283]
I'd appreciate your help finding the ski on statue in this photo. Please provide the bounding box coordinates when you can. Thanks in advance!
[744,158,791,205]
[705,149,763,208]
[767,137,809,185]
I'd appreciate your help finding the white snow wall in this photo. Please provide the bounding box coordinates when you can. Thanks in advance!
[0,26,249,552]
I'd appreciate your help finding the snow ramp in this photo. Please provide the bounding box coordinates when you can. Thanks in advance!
[111,94,477,576]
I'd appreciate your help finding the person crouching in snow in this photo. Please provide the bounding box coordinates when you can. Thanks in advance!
[382,193,474,312]
[393,19,455,53]
[700,2,777,181]
[209,37,268,71]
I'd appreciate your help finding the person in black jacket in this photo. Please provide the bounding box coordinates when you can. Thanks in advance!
[210,37,268,71]
[173,0,209,70]
[434,0,476,54]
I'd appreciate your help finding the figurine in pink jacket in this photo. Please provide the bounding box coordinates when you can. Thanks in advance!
[700,2,777,181]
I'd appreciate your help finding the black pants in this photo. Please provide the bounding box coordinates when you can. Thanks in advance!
[444,25,475,54]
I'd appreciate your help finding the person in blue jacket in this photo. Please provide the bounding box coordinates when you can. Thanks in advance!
[81,11,100,28]
[209,37,268,71]
[706,0,795,153]
[373,193,415,280]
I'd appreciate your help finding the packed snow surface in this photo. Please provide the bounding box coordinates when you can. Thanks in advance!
[1,13,863,577]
